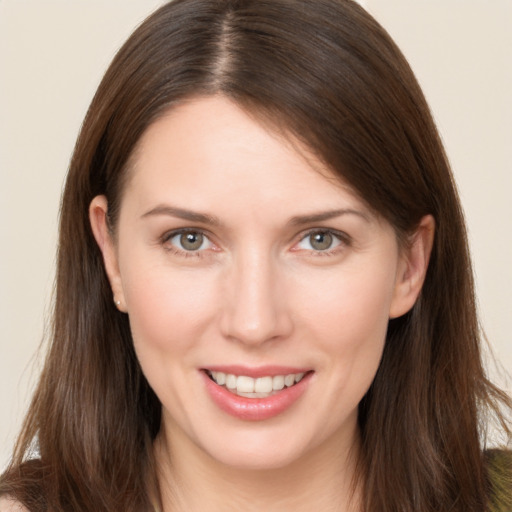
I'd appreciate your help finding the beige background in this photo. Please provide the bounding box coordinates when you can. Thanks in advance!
[1,0,511,470]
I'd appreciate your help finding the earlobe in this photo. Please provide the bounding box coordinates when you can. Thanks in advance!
[389,215,435,319]
[89,195,127,312]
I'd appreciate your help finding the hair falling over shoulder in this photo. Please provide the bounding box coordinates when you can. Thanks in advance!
[1,1,511,510]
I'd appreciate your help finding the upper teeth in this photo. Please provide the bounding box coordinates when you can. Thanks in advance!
[209,371,305,397]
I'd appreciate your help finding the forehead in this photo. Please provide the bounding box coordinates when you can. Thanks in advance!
[123,95,371,219]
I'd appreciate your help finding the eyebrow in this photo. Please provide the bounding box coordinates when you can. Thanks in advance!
[141,204,370,226]
[141,205,222,226]
[288,208,370,225]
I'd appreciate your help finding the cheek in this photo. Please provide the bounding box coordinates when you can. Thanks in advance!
[294,261,396,399]
[298,262,395,343]
[119,261,221,415]
[120,259,218,355]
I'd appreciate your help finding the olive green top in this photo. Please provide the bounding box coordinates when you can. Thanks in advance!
[487,449,512,511]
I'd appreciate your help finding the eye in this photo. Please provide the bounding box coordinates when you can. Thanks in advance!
[167,230,213,252]
[296,230,344,252]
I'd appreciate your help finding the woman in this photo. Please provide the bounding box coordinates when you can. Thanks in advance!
[1,0,510,510]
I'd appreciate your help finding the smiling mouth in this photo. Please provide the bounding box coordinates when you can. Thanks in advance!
[206,370,308,398]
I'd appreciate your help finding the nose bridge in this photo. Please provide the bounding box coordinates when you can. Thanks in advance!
[221,244,291,345]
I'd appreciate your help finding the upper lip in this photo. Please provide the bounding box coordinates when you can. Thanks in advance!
[203,365,312,378]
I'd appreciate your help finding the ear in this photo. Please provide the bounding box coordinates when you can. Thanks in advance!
[389,215,435,319]
[89,195,127,312]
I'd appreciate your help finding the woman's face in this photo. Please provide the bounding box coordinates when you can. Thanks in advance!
[91,96,430,470]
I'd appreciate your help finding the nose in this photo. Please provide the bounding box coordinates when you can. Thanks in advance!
[220,249,293,346]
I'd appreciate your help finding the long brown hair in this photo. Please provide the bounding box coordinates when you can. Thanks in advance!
[2,1,510,510]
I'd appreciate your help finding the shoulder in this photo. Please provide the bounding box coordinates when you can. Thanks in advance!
[486,449,512,512]
[0,496,29,512]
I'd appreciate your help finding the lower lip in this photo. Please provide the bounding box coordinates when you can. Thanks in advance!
[201,371,312,421]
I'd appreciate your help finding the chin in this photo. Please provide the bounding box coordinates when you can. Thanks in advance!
[195,426,317,472]
[210,445,306,472]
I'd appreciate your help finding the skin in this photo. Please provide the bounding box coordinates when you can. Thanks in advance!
[0,497,28,512]
[90,96,434,511]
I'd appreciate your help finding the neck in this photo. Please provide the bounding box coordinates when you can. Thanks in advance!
[154,421,362,512]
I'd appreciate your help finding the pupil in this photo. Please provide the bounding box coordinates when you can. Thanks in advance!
[311,232,332,251]
[181,232,203,251]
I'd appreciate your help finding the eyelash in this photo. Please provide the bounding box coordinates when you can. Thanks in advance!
[160,228,351,258]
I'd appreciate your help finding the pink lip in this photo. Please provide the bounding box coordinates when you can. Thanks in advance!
[201,369,313,421]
